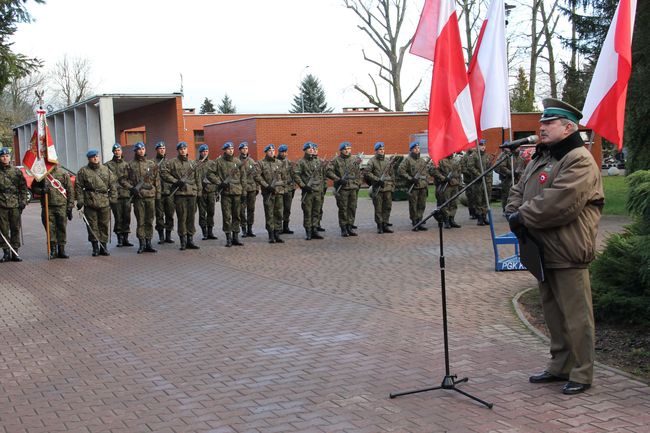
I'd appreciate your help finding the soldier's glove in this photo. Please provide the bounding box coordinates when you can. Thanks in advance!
[84,186,95,192]
[265,185,276,194]
[42,182,50,193]
[302,185,313,193]
[507,212,527,238]
[173,180,186,190]
[376,179,385,188]
[130,187,141,198]
[76,202,83,210]
[67,208,73,221]
[219,181,229,190]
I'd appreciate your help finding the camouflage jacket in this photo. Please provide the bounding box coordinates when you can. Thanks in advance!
[208,155,243,196]
[105,157,131,200]
[121,156,160,199]
[196,158,217,194]
[293,154,326,193]
[326,154,362,191]
[75,163,116,209]
[255,156,287,195]
[433,155,462,187]
[365,155,396,192]
[160,155,200,197]
[31,166,75,209]
[155,154,173,196]
[239,155,258,193]
[398,153,433,190]
[0,163,28,209]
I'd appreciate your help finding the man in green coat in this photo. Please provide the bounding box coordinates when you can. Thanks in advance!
[398,141,434,231]
[208,141,244,247]
[0,147,28,262]
[31,164,75,259]
[154,141,175,244]
[364,142,395,234]
[277,144,295,234]
[432,153,462,229]
[255,144,287,244]
[120,142,160,254]
[75,149,116,257]
[238,141,258,237]
[105,143,133,247]
[327,141,361,237]
[293,141,325,240]
[160,141,200,251]
[196,144,218,240]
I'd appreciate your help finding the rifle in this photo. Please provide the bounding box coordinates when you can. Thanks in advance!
[334,152,364,195]
[170,155,208,196]
[300,157,330,204]
[216,166,241,195]
[407,156,432,195]
[371,155,396,199]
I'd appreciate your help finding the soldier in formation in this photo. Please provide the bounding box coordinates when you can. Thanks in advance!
[398,141,434,231]
[255,144,287,244]
[121,142,160,254]
[105,143,133,247]
[160,141,200,251]
[75,149,116,257]
[196,144,218,241]
[433,153,462,229]
[154,141,175,244]
[293,141,325,240]
[466,139,494,226]
[327,141,361,237]
[277,144,295,234]
[209,141,244,247]
[0,146,28,262]
[495,147,526,214]
[364,142,395,234]
[461,147,478,220]
[31,163,75,259]
[238,142,258,238]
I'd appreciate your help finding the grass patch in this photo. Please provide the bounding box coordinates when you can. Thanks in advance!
[602,175,628,215]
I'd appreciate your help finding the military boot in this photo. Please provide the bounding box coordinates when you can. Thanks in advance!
[383,223,393,233]
[282,222,294,234]
[137,238,145,254]
[91,241,100,257]
[477,214,486,226]
[316,225,326,232]
[341,226,349,237]
[241,226,248,238]
[201,226,208,240]
[144,239,157,253]
[186,235,200,250]
[444,216,452,229]
[305,229,312,240]
[165,229,174,243]
[376,223,384,234]
[246,225,256,237]
[347,225,358,236]
[57,244,69,259]
[232,232,244,246]
[268,231,276,244]
[311,228,324,240]
[225,232,232,247]
[11,250,22,262]
[0,248,10,263]
[122,235,133,247]
[99,242,110,256]
[207,226,218,239]
[49,243,58,259]
[116,234,124,247]
[179,236,187,251]
[450,217,461,228]
[274,231,284,243]
[157,229,165,244]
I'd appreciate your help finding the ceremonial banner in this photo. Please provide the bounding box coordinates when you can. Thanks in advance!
[22,107,57,181]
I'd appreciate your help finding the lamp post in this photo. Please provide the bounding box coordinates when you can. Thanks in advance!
[300,65,310,113]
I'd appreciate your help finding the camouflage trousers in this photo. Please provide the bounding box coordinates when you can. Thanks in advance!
[110,197,132,235]
[371,190,393,225]
[155,194,175,231]
[334,189,358,227]
[221,193,241,233]
[282,189,295,226]
[0,207,21,249]
[262,192,283,233]
[437,185,459,220]
[198,192,216,228]
[82,206,110,243]
[239,190,257,229]
[133,197,155,240]
[174,196,197,237]
[301,190,323,230]
[408,188,428,224]
[41,205,68,245]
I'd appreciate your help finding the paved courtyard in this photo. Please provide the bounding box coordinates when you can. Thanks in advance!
[1,196,648,433]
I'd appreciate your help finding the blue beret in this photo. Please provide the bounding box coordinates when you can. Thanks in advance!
[112,143,121,151]
[222,141,234,150]
[198,144,209,152]
[264,144,275,153]
[479,139,487,145]
[86,149,99,158]
[0,147,10,156]
[409,141,420,151]
[155,141,165,149]
[278,144,288,152]
[374,141,385,151]
[339,141,351,151]
[133,142,145,151]
[176,141,188,150]
[303,141,315,151]
[238,141,248,149]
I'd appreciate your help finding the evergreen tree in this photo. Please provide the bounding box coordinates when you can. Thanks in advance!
[217,94,236,114]
[510,68,535,112]
[199,97,215,114]
[290,74,333,113]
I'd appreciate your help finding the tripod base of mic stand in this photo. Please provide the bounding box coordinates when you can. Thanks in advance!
[389,374,493,409]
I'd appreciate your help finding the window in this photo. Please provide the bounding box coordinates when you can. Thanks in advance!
[194,130,204,144]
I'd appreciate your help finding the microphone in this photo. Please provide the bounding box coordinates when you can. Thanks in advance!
[499,135,539,150]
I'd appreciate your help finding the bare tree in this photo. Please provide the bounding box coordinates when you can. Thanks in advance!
[50,55,93,107]
[343,0,421,111]
[539,0,561,97]
[456,0,488,63]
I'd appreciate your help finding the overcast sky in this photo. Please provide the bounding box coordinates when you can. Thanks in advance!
[13,0,434,113]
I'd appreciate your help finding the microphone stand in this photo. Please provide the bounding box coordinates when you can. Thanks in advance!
[389,150,513,409]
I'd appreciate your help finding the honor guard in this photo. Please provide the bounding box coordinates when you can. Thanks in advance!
[398,141,435,230]
[313,144,327,232]
[208,142,244,247]
[121,142,160,253]
[105,143,133,247]
[467,139,494,226]
[277,144,295,234]
[75,149,116,257]
[154,141,175,244]
[364,142,395,234]
[255,144,287,243]
[327,141,361,237]
[432,153,462,229]
[160,141,200,251]
[196,144,218,240]
[238,141,258,238]
[293,141,325,240]
[0,146,28,262]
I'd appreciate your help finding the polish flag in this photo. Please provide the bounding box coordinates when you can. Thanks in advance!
[411,0,477,163]
[467,0,511,136]
[581,0,637,149]
[22,107,57,181]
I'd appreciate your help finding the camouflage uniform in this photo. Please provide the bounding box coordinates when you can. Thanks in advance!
[277,154,295,234]
[495,151,526,212]
[255,155,287,243]
[31,166,75,258]
[239,154,258,237]
[0,159,28,262]
[398,153,434,228]
[196,157,218,240]
[154,153,175,243]
[461,149,478,219]
[365,154,396,233]
[327,153,361,236]
[105,156,132,246]
[467,148,494,225]
[432,154,462,228]
[75,161,116,256]
[121,154,160,252]
[293,152,326,240]
[160,154,200,249]
[208,154,244,247]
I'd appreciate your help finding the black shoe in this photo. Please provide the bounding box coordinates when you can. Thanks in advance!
[311,229,324,240]
[91,241,99,257]
[241,227,248,238]
[377,223,384,234]
[57,245,69,259]
[282,223,294,234]
[386,222,393,227]
[450,218,461,228]
[383,224,393,233]
[165,229,175,243]
[99,242,110,256]
[268,232,276,243]
[157,229,165,244]
[179,236,187,251]
[122,236,134,247]
[316,226,326,232]
[347,225,357,236]
[562,381,591,395]
[201,226,208,240]
[186,235,200,249]
[11,251,22,262]
[137,239,145,254]
[246,225,256,237]
[341,227,349,237]
[417,225,428,231]
[207,227,218,239]
[444,218,452,229]
[274,231,284,243]
[305,229,312,241]
[350,224,358,229]
[0,248,10,262]
[116,233,124,247]
[232,232,244,246]
[529,371,568,384]
[49,244,58,259]
[225,233,232,247]
[144,239,157,253]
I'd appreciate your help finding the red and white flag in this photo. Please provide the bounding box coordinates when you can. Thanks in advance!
[581,0,637,149]
[22,107,58,181]
[411,0,477,163]
[467,0,511,136]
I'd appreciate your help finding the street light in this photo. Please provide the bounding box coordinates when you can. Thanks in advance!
[300,65,310,113]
